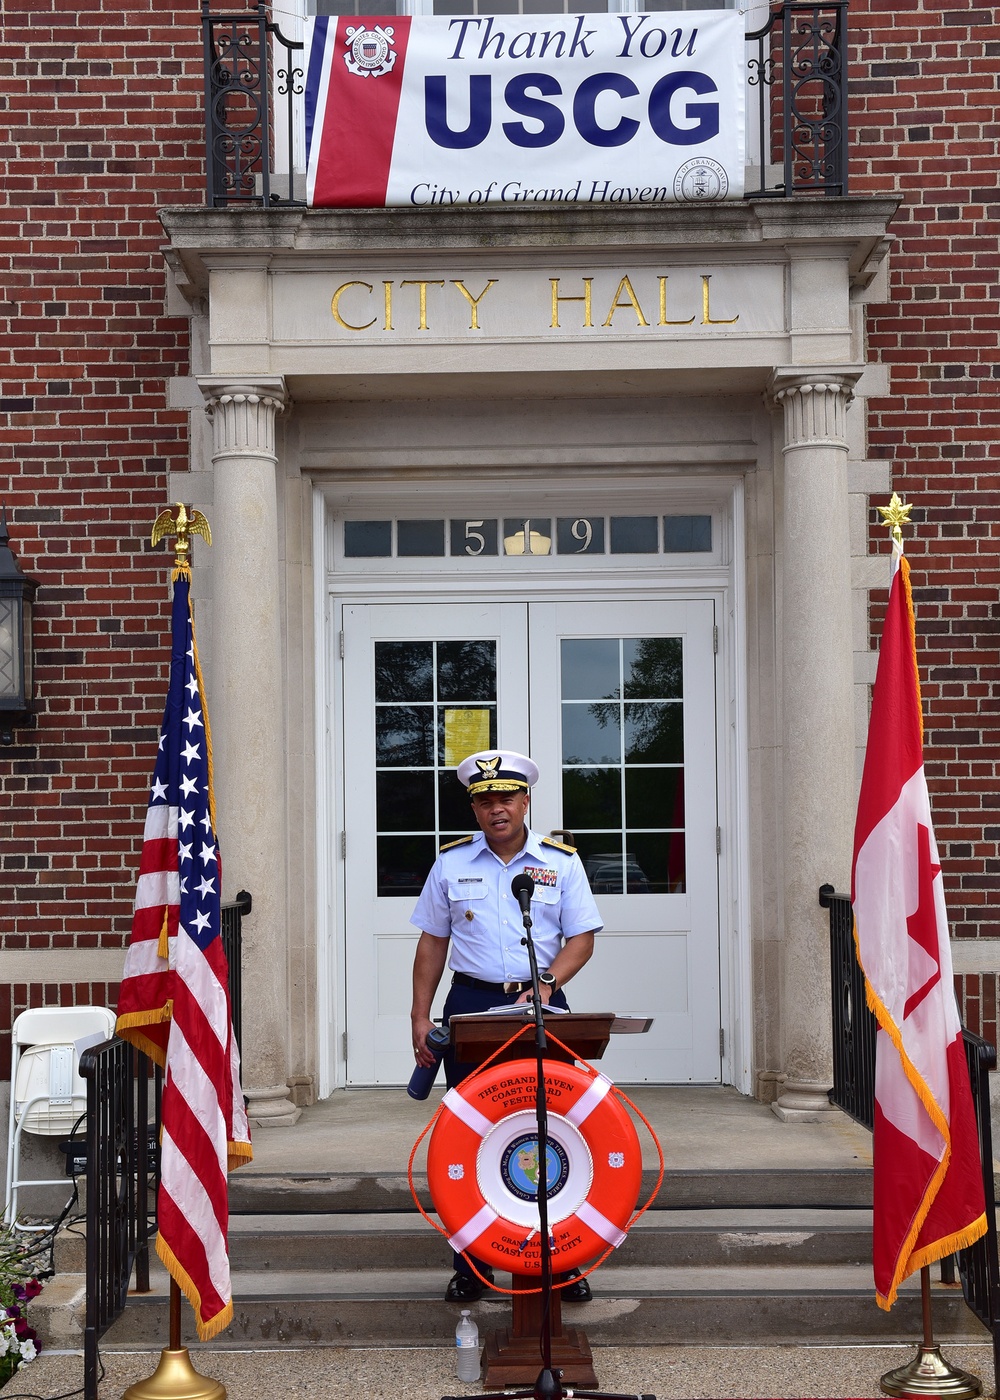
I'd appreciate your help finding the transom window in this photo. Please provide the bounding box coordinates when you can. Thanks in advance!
[344,514,713,558]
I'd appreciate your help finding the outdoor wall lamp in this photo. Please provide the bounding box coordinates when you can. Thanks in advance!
[0,508,39,745]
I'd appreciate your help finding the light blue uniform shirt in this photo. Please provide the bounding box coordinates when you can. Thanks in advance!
[410,828,603,984]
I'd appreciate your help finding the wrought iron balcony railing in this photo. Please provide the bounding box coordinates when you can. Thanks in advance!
[201,0,848,208]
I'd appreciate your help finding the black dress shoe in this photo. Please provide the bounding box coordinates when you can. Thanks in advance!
[560,1269,593,1302]
[445,1269,492,1302]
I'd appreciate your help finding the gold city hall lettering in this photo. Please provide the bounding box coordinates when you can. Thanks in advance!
[331,274,742,334]
[332,278,499,332]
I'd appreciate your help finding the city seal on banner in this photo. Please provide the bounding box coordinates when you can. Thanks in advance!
[673,158,729,201]
[343,24,397,78]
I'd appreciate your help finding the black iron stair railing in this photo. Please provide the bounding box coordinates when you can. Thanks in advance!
[824,883,1000,1382]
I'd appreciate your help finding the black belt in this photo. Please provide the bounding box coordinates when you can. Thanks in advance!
[452,972,532,996]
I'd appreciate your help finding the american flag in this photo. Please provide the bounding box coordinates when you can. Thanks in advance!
[116,570,252,1341]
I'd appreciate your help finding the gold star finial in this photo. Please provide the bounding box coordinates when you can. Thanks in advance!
[877,492,912,551]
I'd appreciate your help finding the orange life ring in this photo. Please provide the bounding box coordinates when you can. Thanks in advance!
[426,1057,642,1275]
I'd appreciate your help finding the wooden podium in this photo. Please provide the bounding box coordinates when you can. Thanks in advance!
[447,1011,618,1389]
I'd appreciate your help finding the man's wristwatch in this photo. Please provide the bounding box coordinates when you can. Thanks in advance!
[539,971,557,992]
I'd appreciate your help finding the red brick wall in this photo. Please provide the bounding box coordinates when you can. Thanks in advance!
[0,982,121,1079]
[852,0,1000,949]
[2,0,998,1066]
[0,0,202,968]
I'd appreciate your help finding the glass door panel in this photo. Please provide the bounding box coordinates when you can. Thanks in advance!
[528,600,719,1083]
[342,603,528,1084]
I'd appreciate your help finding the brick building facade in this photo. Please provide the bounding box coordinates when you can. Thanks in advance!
[1,0,997,1100]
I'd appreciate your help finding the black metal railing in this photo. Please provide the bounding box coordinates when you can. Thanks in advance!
[957,1032,1000,1387]
[201,0,848,208]
[79,896,248,1400]
[203,0,304,206]
[80,1039,153,1400]
[824,883,877,1129]
[745,1,848,196]
[824,883,1000,1367]
[221,888,251,1057]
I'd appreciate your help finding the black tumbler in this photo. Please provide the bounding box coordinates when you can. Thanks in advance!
[407,1025,451,1100]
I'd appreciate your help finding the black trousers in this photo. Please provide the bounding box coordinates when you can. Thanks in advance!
[440,977,571,1279]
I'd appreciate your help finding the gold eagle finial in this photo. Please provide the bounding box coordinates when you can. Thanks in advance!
[151,503,212,573]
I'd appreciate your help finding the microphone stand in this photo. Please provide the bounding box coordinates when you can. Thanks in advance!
[443,880,654,1400]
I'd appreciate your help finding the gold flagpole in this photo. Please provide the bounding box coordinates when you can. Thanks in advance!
[122,506,225,1400]
[872,496,981,1400]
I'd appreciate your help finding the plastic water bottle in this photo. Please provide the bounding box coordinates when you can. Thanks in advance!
[455,1309,480,1381]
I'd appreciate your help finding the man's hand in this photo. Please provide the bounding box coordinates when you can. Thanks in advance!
[514,984,552,1006]
[411,931,449,1066]
[411,1015,439,1066]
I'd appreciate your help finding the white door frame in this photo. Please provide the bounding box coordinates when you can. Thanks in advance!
[312,475,751,1096]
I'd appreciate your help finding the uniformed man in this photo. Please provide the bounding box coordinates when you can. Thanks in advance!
[410,749,601,1303]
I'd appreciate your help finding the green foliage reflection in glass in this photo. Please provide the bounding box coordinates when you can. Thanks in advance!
[375,639,497,896]
[561,638,685,894]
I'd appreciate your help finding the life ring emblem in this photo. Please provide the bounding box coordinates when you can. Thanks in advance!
[426,1058,642,1274]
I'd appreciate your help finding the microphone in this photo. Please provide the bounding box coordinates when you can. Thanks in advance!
[510,872,534,915]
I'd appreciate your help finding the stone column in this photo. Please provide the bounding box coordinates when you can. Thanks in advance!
[200,377,300,1127]
[769,368,861,1122]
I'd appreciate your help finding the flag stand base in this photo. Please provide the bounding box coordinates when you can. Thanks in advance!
[121,1348,226,1400]
[880,1346,982,1399]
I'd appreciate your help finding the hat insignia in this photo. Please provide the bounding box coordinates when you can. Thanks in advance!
[476,755,503,781]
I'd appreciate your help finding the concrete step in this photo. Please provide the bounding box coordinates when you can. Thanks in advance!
[229,1166,874,1214]
[94,1259,985,1349]
[216,1208,875,1272]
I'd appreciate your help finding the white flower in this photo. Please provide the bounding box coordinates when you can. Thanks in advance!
[19,1338,37,1363]
[0,1332,9,1357]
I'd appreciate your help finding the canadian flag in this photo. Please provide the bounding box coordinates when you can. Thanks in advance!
[852,542,986,1308]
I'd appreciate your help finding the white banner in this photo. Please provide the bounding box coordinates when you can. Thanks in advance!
[305,12,745,208]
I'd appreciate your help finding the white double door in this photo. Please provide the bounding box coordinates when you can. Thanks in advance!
[340,597,720,1085]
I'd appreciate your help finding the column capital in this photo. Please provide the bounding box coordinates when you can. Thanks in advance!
[766,367,864,451]
[198,377,288,461]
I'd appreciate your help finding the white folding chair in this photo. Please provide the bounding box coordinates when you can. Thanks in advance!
[4,1006,116,1230]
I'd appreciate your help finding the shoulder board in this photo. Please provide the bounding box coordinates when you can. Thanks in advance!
[439,835,475,852]
[541,836,577,853]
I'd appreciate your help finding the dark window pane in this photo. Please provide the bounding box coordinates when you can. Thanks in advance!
[376,770,435,832]
[437,640,497,702]
[578,839,626,894]
[563,703,621,765]
[503,518,552,555]
[663,515,713,553]
[628,831,685,894]
[375,705,434,765]
[439,771,476,832]
[398,519,445,557]
[344,520,391,557]
[556,517,605,554]
[450,519,498,557]
[624,703,684,763]
[561,638,619,701]
[625,767,684,830]
[375,642,433,702]
[609,516,658,553]
[438,704,497,763]
[563,767,621,830]
[377,835,436,897]
[624,638,683,700]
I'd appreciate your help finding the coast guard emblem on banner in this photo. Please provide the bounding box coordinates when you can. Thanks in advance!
[343,24,397,78]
